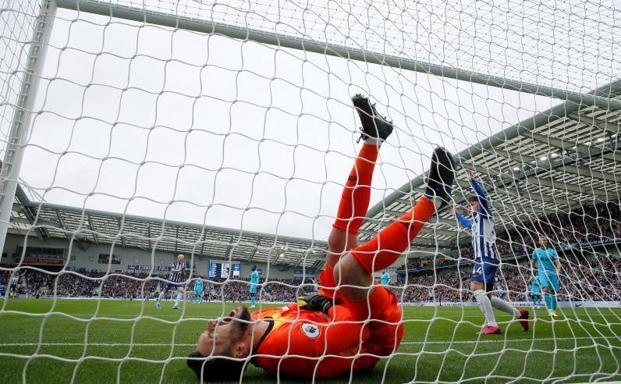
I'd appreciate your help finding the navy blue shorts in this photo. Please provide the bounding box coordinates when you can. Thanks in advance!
[470,261,498,290]
[165,281,184,291]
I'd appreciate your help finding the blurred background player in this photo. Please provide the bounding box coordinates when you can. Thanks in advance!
[380,270,390,286]
[529,278,543,308]
[156,254,186,310]
[451,169,528,335]
[249,266,260,309]
[531,235,561,317]
[193,278,204,304]
[9,271,20,298]
[187,95,456,381]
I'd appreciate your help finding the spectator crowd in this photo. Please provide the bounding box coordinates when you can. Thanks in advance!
[1,202,620,304]
[1,252,619,304]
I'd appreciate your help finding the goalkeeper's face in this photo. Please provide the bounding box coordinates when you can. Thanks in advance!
[196,305,252,358]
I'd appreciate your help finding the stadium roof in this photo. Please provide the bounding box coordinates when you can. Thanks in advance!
[10,187,328,269]
[8,80,621,266]
[359,79,621,248]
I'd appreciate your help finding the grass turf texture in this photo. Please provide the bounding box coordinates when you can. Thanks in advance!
[0,299,620,383]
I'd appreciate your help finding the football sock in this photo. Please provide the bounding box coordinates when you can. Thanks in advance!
[490,296,520,317]
[474,290,497,327]
[544,293,554,311]
[333,142,379,235]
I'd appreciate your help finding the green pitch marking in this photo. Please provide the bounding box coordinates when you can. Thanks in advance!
[0,299,619,383]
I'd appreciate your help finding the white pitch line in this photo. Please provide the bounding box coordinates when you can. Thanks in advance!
[0,336,618,348]
[0,342,195,347]
[400,336,620,345]
[18,312,621,320]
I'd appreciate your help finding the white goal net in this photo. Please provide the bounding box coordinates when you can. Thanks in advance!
[0,0,620,383]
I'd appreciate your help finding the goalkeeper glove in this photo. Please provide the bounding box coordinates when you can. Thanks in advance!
[297,294,333,315]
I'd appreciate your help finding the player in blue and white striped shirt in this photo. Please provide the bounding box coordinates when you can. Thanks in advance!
[156,254,187,310]
[452,170,528,335]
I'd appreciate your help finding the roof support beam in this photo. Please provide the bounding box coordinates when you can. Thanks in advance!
[248,244,258,263]
[312,260,324,270]
[521,175,610,198]
[116,217,125,247]
[175,226,179,253]
[492,147,538,164]
[527,131,621,163]
[417,227,458,238]
[224,235,234,260]
[492,187,562,208]
[294,253,305,268]
[569,113,621,135]
[557,164,619,183]
[55,210,71,242]
[148,224,152,251]
[13,185,47,239]
[87,214,99,245]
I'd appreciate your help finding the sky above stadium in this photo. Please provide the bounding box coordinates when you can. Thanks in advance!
[10,0,620,241]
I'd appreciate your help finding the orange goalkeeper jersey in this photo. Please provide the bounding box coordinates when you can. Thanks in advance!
[251,287,403,379]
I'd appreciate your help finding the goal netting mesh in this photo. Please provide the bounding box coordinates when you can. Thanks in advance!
[1,0,620,382]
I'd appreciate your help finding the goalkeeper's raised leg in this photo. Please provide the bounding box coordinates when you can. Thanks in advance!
[187,95,456,381]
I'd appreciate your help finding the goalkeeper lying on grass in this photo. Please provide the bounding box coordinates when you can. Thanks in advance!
[187,95,456,381]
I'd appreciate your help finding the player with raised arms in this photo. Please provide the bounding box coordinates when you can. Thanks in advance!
[531,234,561,317]
[187,94,456,381]
[155,254,187,310]
[451,170,529,335]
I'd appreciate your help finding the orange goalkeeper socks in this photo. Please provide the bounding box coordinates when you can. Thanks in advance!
[351,196,435,273]
[333,142,379,235]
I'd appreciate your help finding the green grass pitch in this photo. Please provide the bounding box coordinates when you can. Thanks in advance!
[0,299,620,383]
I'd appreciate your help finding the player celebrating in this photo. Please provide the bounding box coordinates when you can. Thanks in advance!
[451,170,528,335]
[249,266,260,309]
[193,278,204,304]
[187,94,456,381]
[531,234,561,317]
[380,270,390,286]
[156,254,187,310]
